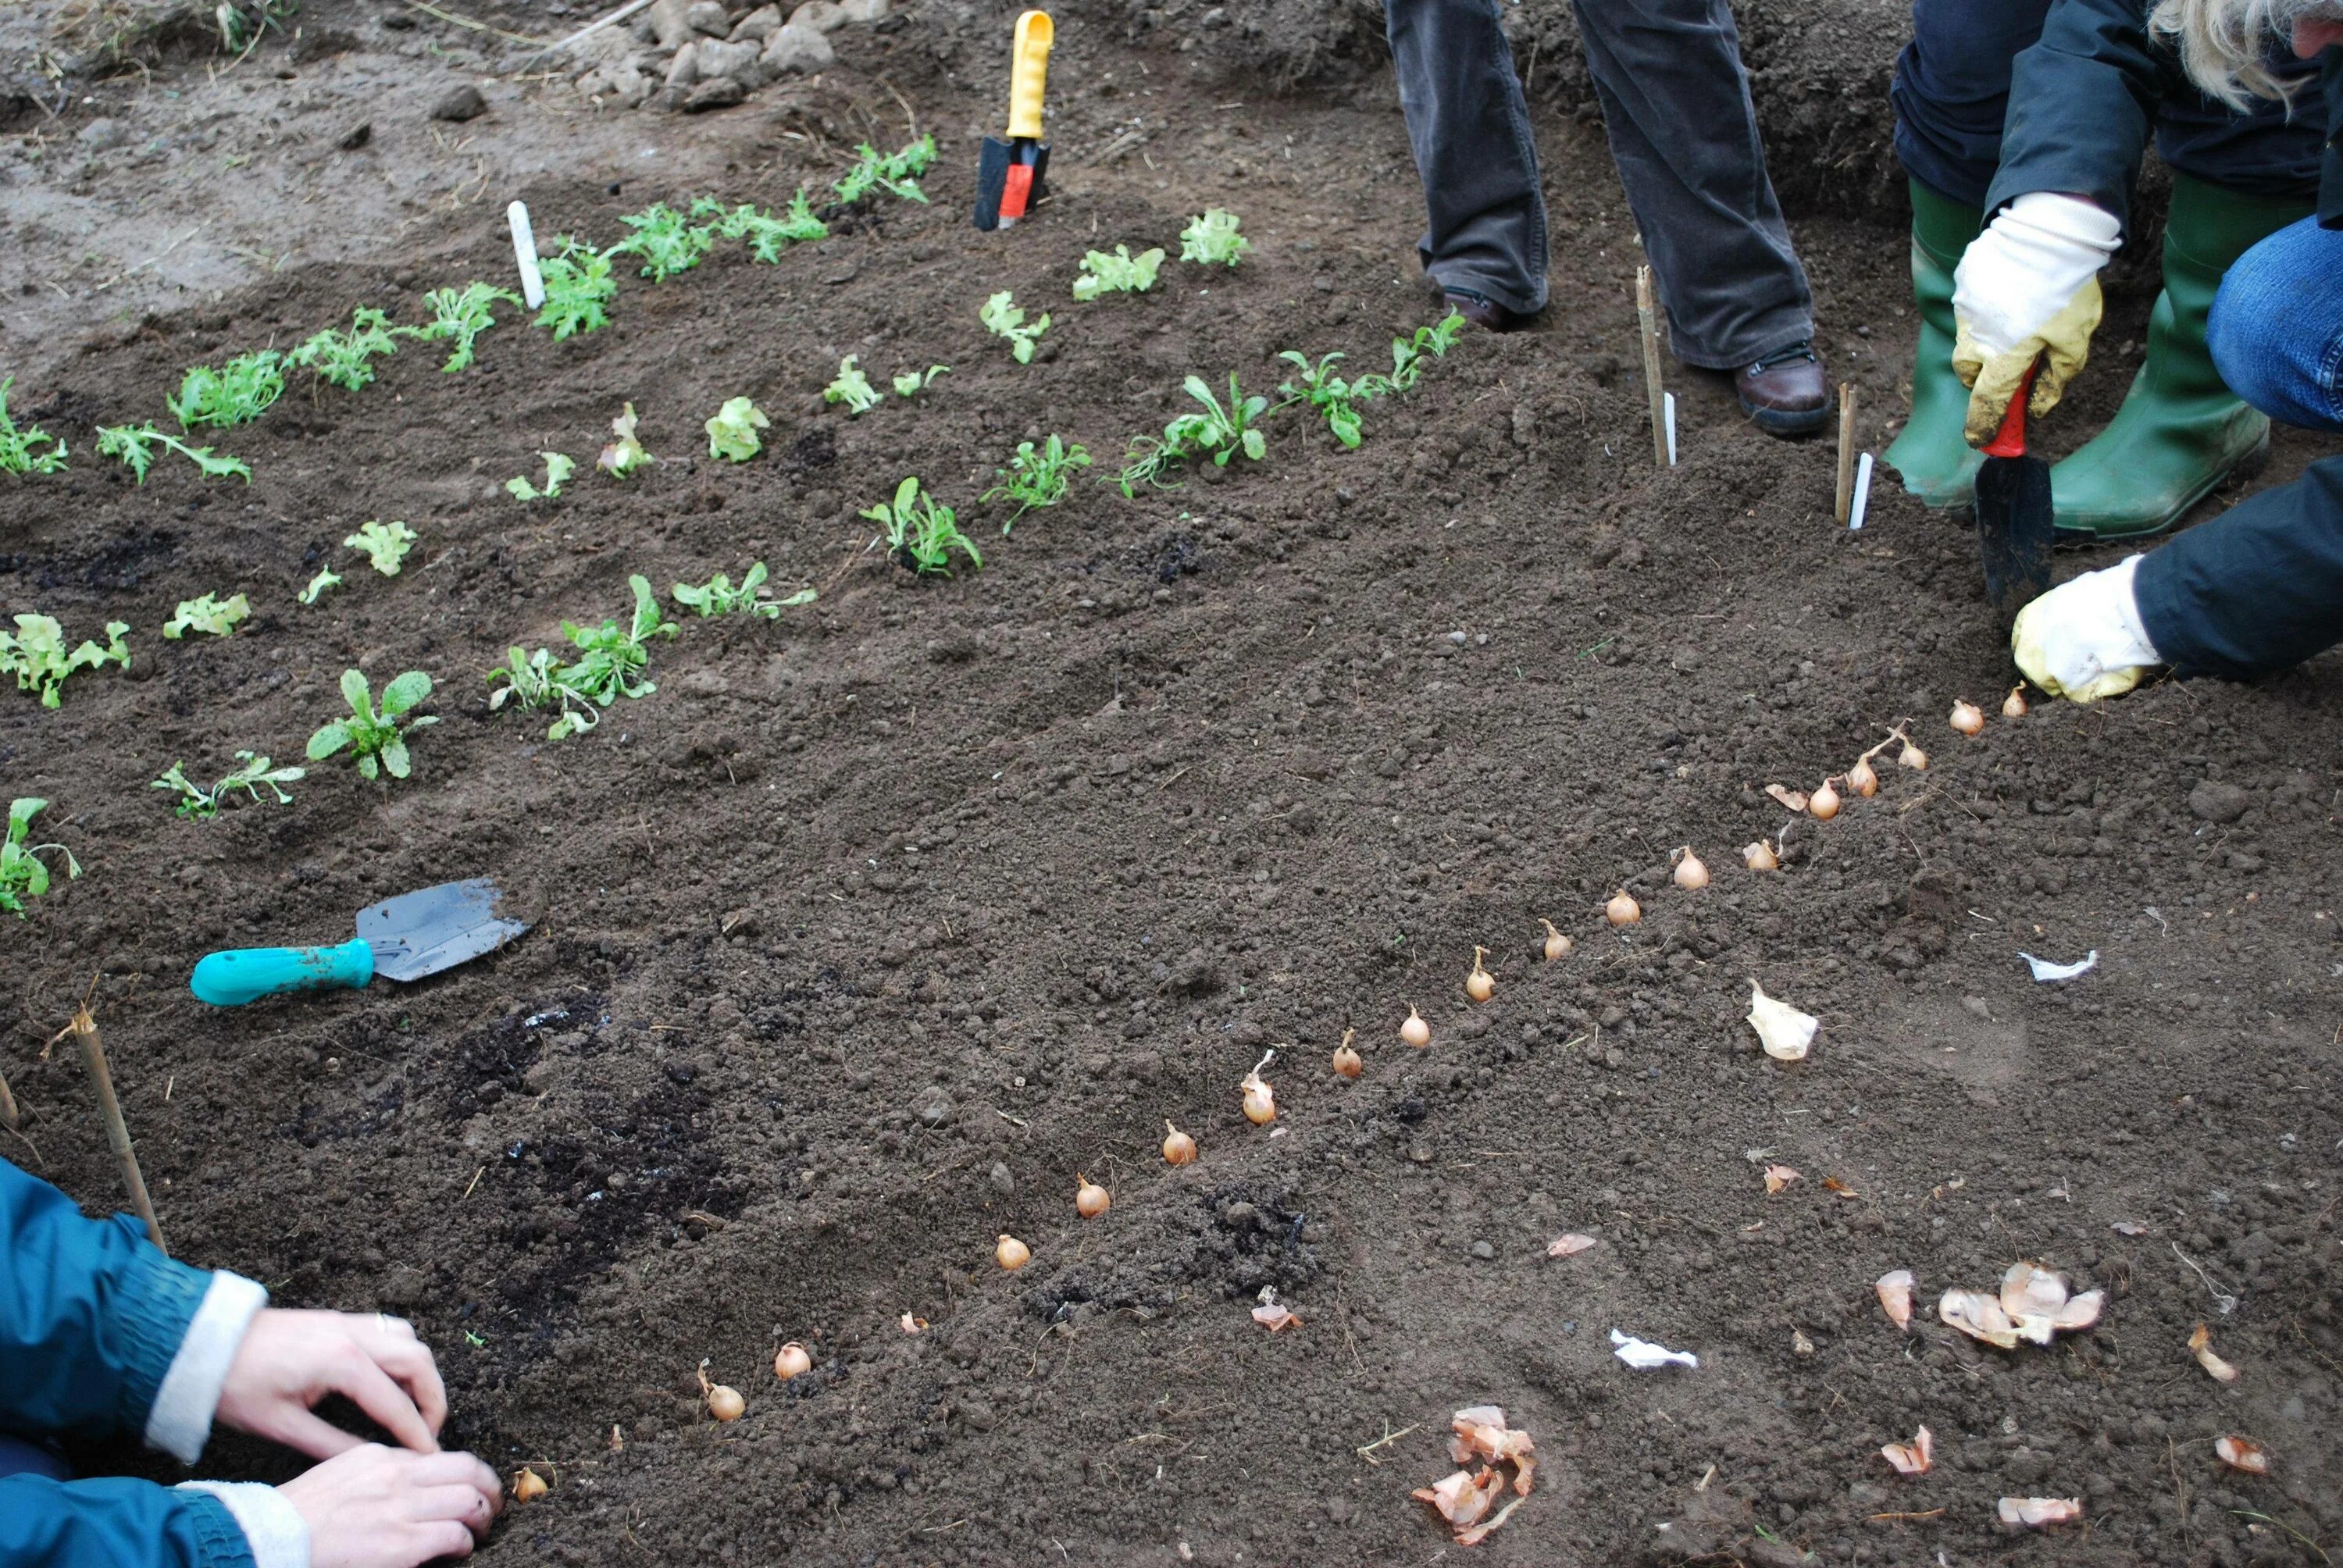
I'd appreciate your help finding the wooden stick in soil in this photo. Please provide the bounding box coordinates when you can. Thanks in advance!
[1835,382,1860,524]
[1635,265,1667,468]
[65,1006,166,1253]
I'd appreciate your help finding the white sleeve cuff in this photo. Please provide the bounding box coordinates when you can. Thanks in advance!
[145,1272,268,1463]
[178,1481,310,1568]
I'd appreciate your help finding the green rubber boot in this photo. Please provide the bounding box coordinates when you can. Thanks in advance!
[1884,178,1985,508]
[2052,173,2313,539]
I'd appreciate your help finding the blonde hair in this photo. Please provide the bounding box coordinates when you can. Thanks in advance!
[2149,0,2332,107]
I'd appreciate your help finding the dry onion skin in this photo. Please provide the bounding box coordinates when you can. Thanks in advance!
[1742,839,1780,871]
[2188,1322,2241,1384]
[1400,1007,1432,1049]
[697,1361,744,1422]
[1875,1269,1916,1331]
[994,1234,1032,1271]
[1546,1233,1599,1258]
[1464,946,1495,1003]
[1540,918,1572,961]
[773,1342,812,1381]
[1250,1301,1303,1333]
[1762,1162,1801,1196]
[1880,1424,1934,1477]
[1605,889,1642,927]
[513,1467,549,1503]
[1161,1120,1197,1166]
[1998,1497,2083,1530]
[1075,1175,1111,1218]
[1672,847,1710,890]
[2214,1434,2270,1475]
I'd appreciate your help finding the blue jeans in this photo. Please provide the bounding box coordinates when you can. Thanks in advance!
[2208,216,2343,431]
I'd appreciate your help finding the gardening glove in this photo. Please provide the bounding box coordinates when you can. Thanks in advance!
[2010,554,2162,704]
[1952,191,2122,447]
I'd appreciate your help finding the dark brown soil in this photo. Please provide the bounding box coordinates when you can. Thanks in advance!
[4,3,2341,1566]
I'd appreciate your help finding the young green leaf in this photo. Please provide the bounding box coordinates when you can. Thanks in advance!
[163,592,252,640]
[597,403,654,478]
[1278,350,1367,449]
[535,239,617,339]
[95,425,252,483]
[0,615,130,707]
[1114,371,1275,494]
[344,520,418,576]
[151,752,303,819]
[406,282,523,372]
[170,351,285,428]
[1179,208,1250,267]
[824,357,883,415]
[705,396,770,462]
[555,576,676,708]
[863,476,980,576]
[1072,244,1165,301]
[980,291,1050,365]
[298,568,343,605]
[0,378,67,474]
[487,645,601,740]
[506,453,575,501]
[891,365,950,398]
[981,435,1092,529]
[693,191,830,262]
[0,798,78,918]
[833,136,937,205]
[287,307,402,392]
[611,201,718,281]
[308,668,438,781]
[672,561,817,618]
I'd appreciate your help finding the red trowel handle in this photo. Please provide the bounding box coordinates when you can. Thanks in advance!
[1983,363,2039,458]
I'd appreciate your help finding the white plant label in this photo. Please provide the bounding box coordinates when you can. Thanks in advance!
[1849,451,1874,529]
[1662,391,1678,466]
[508,200,546,310]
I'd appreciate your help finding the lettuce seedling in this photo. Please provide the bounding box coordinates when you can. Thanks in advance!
[487,646,599,741]
[982,435,1091,529]
[0,615,129,707]
[833,136,936,205]
[1073,245,1164,301]
[705,396,769,462]
[1278,351,1368,449]
[95,424,252,483]
[0,378,67,474]
[299,568,342,605]
[169,351,284,428]
[535,239,617,338]
[611,201,717,281]
[1116,373,1271,494]
[287,307,402,392]
[981,290,1050,364]
[863,476,980,576]
[824,357,882,415]
[506,452,575,501]
[1377,309,1469,395]
[1180,208,1250,267]
[0,799,77,918]
[892,365,949,398]
[597,403,654,477]
[164,592,252,640]
[308,668,437,781]
[557,576,675,706]
[672,561,816,618]
[345,520,417,576]
[692,192,829,262]
[408,282,522,372]
[151,753,303,818]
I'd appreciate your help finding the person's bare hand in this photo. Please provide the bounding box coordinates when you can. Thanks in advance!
[216,1310,448,1458]
[279,1445,502,1568]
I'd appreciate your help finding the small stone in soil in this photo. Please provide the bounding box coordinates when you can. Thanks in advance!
[430,85,487,122]
[988,1161,1013,1195]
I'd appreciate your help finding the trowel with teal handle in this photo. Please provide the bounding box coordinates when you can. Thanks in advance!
[191,878,529,1007]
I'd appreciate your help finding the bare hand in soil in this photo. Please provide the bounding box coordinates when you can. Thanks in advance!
[279,1444,503,1568]
[218,1309,448,1457]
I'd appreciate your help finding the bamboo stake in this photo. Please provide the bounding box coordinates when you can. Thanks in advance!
[63,1005,165,1253]
[1635,265,1666,468]
[0,1065,18,1131]
[1835,383,1860,524]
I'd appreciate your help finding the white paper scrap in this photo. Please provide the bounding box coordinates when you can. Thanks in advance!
[1610,1329,1698,1370]
[1663,391,1678,466]
[508,200,547,310]
[2019,950,2099,982]
[1849,451,1874,529]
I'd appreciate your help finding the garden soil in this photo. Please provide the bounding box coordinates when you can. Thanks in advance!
[3,2,2341,1565]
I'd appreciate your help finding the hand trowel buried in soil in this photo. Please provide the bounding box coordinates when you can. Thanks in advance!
[190,878,529,1007]
[1974,364,2054,626]
[972,9,1052,231]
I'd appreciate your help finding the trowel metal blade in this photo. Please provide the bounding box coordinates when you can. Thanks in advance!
[357,878,529,985]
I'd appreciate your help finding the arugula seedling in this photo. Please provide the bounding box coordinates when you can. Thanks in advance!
[0,615,129,707]
[164,592,252,640]
[95,425,252,483]
[345,520,418,576]
[1382,308,1469,394]
[287,307,402,391]
[0,799,77,918]
[672,561,817,618]
[692,193,829,262]
[408,282,522,372]
[558,575,676,706]
[151,753,303,819]
[982,435,1092,529]
[1278,351,1368,449]
[824,356,883,415]
[833,136,937,205]
[892,365,950,398]
[299,568,342,605]
[981,290,1050,364]
[611,201,717,281]
[1170,372,1269,464]
[307,668,437,781]
[1072,245,1165,301]
[535,238,617,338]
[506,453,575,501]
[706,396,770,462]
[0,378,67,473]
[1180,208,1250,267]
[597,403,654,477]
[862,476,980,576]
[487,646,600,741]
[169,351,284,429]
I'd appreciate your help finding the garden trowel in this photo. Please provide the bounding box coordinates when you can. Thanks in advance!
[972,9,1052,231]
[191,878,529,1007]
[1974,364,2053,626]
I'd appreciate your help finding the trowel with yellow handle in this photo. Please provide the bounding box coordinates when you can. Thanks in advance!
[972,10,1052,231]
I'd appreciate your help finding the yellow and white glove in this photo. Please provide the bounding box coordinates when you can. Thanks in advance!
[1952,192,2122,446]
[2010,554,2162,704]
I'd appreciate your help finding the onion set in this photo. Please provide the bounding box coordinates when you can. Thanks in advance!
[1950,699,1985,736]
[1332,1029,1361,1078]
[1400,1007,1431,1049]
[1671,847,1709,890]
[1604,889,1641,927]
[1540,918,1571,960]
[1161,1121,1197,1165]
[513,1467,548,1503]
[995,1234,1031,1271]
[1075,1174,1110,1218]
[773,1342,812,1381]
[697,1360,744,1422]
[1464,946,1494,1003]
[1240,1049,1277,1124]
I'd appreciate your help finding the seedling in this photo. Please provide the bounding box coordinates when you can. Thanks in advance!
[95,425,252,483]
[693,192,829,262]
[535,238,617,338]
[824,357,883,415]
[705,397,769,462]
[1116,372,1271,494]
[558,576,675,706]
[833,136,937,205]
[287,307,402,392]
[892,365,950,399]
[299,568,342,605]
[408,282,522,372]
[862,477,980,576]
[307,668,437,781]
[0,799,77,918]
[0,615,129,707]
[487,646,599,741]
[611,201,717,282]
[672,562,817,618]
[164,592,252,640]
[1180,208,1250,267]
[1381,309,1468,394]
[151,753,303,818]
[0,378,67,473]
[506,453,575,501]
[1277,351,1368,449]
[345,520,418,576]
[1072,245,1164,301]
[981,291,1050,364]
[169,351,285,429]
[597,403,654,477]
[981,435,1091,529]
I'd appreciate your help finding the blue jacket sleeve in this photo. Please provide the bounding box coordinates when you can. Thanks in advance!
[1984,0,2159,233]
[0,1477,257,1568]
[2134,455,2343,678]
[1,1156,211,1443]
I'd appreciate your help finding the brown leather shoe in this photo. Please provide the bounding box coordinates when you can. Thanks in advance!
[1735,342,1830,437]
[1443,288,1527,333]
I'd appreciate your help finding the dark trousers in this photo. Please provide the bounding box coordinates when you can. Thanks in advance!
[1385,0,1814,369]
[1890,0,2322,208]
